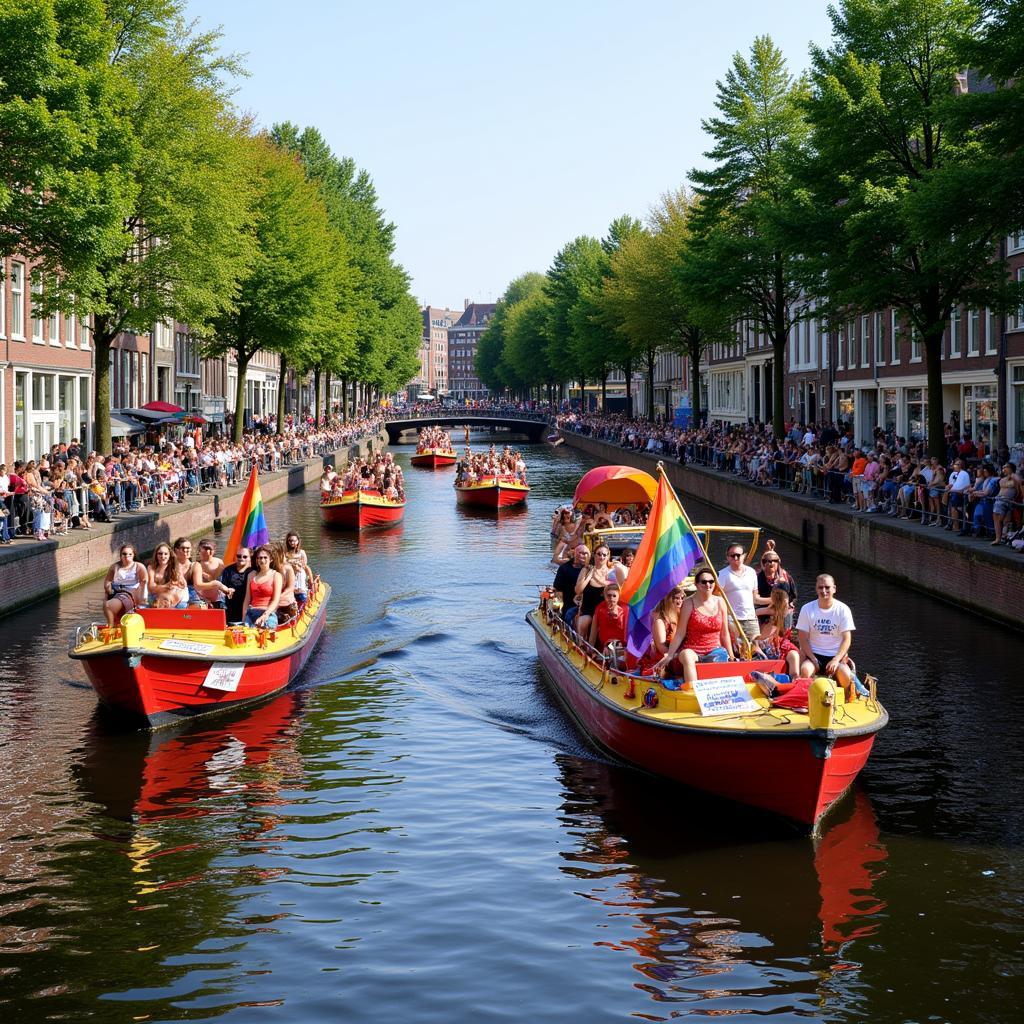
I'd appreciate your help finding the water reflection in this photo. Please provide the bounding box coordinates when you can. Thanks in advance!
[554,755,888,1016]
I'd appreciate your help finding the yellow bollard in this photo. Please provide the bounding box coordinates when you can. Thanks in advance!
[808,676,836,730]
[120,613,144,650]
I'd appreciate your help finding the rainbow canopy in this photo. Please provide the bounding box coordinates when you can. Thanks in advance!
[572,465,658,510]
[619,473,704,658]
[223,466,270,563]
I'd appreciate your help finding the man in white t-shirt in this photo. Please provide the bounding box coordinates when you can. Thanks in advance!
[944,458,972,533]
[718,543,759,645]
[796,574,855,693]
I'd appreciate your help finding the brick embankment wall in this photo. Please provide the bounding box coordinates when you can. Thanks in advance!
[0,430,388,618]
[561,431,1024,630]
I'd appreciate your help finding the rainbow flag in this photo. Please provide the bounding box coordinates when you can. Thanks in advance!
[223,466,270,563]
[619,474,704,658]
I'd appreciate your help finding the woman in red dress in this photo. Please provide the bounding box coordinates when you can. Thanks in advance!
[654,569,734,686]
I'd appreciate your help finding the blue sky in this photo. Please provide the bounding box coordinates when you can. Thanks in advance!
[186,1,835,308]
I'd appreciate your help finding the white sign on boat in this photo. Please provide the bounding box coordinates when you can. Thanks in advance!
[691,675,761,716]
[159,638,215,655]
[202,663,245,692]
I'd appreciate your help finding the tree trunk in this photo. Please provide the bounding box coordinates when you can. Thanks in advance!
[924,329,946,459]
[313,368,321,425]
[624,357,633,417]
[645,348,656,421]
[689,337,703,425]
[92,316,115,458]
[277,355,287,430]
[601,372,607,410]
[232,348,250,442]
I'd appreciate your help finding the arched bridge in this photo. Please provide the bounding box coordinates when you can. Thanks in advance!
[384,414,550,445]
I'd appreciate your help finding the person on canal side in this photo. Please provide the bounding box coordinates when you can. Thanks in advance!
[242,545,282,629]
[102,544,148,626]
[795,575,855,696]
[652,570,735,686]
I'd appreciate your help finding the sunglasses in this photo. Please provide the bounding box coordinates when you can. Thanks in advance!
[696,579,716,586]
[728,553,743,558]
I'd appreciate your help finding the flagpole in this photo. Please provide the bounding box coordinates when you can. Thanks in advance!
[654,461,753,660]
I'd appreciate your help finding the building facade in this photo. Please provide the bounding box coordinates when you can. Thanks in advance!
[416,306,459,399]
[448,301,496,402]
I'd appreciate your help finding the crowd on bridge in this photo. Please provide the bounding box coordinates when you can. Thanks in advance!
[384,400,550,421]
[558,410,1024,552]
[0,414,384,545]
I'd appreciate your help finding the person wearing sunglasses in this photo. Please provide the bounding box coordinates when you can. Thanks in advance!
[221,548,254,625]
[718,544,759,645]
[754,540,797,629]
[652,571,734,686]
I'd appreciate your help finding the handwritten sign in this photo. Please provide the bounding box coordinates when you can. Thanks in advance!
[159,638,214,655]
[202,663,245,692]
[691,675,760,717]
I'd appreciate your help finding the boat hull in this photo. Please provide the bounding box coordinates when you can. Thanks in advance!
[455,480,529,508]
[75,586,330,728]
[321,492,405,529]
[530,612,882,831]
[411,449,457,468]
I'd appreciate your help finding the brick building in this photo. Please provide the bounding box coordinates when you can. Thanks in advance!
[448,301,496,402]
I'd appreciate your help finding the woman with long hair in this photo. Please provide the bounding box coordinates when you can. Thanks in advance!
[148,543,188,609]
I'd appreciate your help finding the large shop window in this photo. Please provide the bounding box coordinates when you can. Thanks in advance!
[1013,367,1024,445]
[883,389,897,434]
[963,383,998,448]
[836,389,855,430]
[906,387,928,441]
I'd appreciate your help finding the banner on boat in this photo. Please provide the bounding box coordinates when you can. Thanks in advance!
[691,676,761,716]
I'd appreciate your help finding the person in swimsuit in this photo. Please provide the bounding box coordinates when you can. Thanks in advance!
[284,531,311,606]
[191,538,233,608]
[574,543,614,638]
[102,544,148,626]
[654,569,734,685]
[148,543,188,609]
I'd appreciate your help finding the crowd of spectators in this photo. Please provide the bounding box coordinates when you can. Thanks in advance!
[558,411,1024,552]
[0,414,384,545]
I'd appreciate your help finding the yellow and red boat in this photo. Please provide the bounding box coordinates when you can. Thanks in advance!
[69,579,331,729]
[321,489,405,529]
[411,447,457,468]
[528,600,887,832]
[454,476,530,509]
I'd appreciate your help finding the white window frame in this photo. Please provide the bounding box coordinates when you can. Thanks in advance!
[0,259,5,339]
[31,271,44,344]
[911,330,922,363]
[64,310,76,348]
[890,309,899,364]
[821,322,828,369]
[967,309,980,357]
[860,314,869,367]
[950,308,961,358]
[10,261,25,339]
[49,305,61,347]
[79,314,90,349]
[1009,231,1024,254]
[837,327,845,370]
[986,309,998,356]
[874,312,885,366]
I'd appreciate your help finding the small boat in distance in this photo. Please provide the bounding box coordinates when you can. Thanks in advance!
[411,448,457,468]
[321,489,405,530]
[454,445,530,509]
[411,426,457,468]
[70,579,331,729]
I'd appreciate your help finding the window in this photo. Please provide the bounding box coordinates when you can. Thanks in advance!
[883,389,897,434]
[0,260,5,337]
[836,389,855,429]
[911,330,922,362]
[1009,231,1024,253]
[64,311,75,348]
[32,372,55,411]
[986,309,998,355]
[837,327,845,369]
[860,314,869,367]
[821,322,828,368]
[963,383,998,448]
[950,308,961,358]
[1018,269,1024,329]
[906,387,928,440]
[1013,365,1024,443]
[967,309,980,356]
[890,309,899,364]
[79,377,90,449]
[10,261,25,337]
[31,272,43,342]
[874,312,884,365]
[849,320,857,367]
[79,314,90,348]
[49,305,60,346]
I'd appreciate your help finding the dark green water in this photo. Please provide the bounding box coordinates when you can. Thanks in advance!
[0,440,1021,1022]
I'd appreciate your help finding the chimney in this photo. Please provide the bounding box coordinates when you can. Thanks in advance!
[464,299,470,310]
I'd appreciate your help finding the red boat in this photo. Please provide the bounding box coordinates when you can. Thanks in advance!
[411,448,457,468]
[69,580,331,729]
[455,477,530,508]
[528,604,887,831]
[321,489,405,529]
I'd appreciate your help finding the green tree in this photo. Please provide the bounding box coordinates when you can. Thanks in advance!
[0,0,135,303]
[799,0,1017,456]
[475,272,545,396]
[86,3,256,454]
[204,136,344,440]
[504,290,555,400]
[544,236,605,406]
[689,34,812,434]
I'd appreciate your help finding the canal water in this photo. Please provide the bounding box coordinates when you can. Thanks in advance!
[0,440,1022,1023]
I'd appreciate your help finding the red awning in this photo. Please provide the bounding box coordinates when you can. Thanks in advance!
[141,400,184,413]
